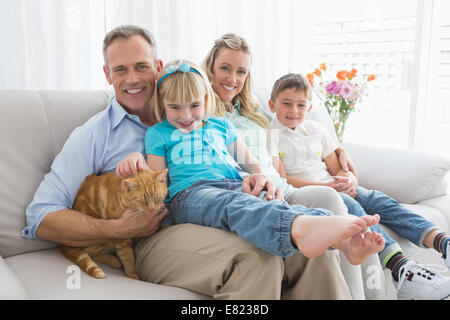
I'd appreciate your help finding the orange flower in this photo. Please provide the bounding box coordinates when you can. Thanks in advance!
[313,68,322,76]
[336,70,347,81]
[319,63,327,71]
[346,68,357,80]
[367,74,376,81]
[306,73,314,85]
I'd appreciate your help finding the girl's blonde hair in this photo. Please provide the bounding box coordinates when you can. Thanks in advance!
[202,33,269,129]
[154,59,216,122]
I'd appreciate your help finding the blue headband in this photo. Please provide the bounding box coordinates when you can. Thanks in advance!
[157,61,200,88]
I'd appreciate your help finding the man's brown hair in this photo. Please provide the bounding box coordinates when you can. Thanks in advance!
[103,25,157,67]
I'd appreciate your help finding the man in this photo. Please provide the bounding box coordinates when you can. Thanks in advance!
[23,25,351,299]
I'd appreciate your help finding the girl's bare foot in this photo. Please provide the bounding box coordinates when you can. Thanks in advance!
[291,214,380,259]
[333,231,385,265]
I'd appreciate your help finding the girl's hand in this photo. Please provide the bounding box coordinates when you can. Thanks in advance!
[116,152,148,179]
[242,173,284,202]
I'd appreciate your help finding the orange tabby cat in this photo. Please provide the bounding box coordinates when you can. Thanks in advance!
[60,169,168,279]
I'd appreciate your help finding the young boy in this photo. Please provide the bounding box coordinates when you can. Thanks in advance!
[267,73,450,300]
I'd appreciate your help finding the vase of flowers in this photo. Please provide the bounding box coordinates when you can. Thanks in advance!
[307,63,375,143]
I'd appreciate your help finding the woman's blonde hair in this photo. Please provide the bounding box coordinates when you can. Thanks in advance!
[154,59,216,122]
[202,33,269,128]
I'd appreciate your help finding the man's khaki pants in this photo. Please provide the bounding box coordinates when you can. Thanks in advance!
[135,223,351,299]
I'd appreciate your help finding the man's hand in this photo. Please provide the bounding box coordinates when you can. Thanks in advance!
[112,205,169,239]
[241,173,284,201]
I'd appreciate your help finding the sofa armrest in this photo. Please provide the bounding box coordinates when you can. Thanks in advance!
[342,142,450,204]
[0,255,28,299]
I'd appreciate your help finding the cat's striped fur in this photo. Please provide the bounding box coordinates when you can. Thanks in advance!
[60,169,168,279]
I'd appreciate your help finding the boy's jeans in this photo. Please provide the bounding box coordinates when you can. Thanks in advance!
[340,186,439,266]
[169,179,332,258]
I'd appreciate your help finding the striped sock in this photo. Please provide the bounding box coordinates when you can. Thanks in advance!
[433,232,449,257]
[385,252,408,282]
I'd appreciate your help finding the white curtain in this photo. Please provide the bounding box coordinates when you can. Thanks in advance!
[104,0,317,96]
[2,0,449,162]
[1,0,316,92]
[0,0,398,93]
[0,0,105,90]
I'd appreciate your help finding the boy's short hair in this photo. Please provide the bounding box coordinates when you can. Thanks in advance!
[103,25,157,67]
[270,73,312,102]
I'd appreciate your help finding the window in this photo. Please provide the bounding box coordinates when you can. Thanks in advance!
[307,0,417,150]
[423,0,450,160]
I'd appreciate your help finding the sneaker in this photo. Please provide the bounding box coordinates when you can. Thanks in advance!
[394,261,450,300]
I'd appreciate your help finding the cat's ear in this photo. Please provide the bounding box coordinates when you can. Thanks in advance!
[122,179,138,191]
[156,169,168,183]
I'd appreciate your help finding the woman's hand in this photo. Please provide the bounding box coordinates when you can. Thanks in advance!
[116,152,148,179]
[327,172,358,198]
[335,147,358,179]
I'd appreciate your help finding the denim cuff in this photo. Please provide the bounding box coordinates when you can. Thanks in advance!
[280,211,301,257]
[418,226,440,249]
[379,243,403,268]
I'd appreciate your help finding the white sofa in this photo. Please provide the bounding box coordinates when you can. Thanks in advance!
[1,90,449,300]
[0,90,208,300]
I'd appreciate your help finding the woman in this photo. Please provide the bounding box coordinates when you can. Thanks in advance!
[202,33,384,300]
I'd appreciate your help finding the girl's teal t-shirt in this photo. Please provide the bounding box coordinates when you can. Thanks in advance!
[145,116,242,200]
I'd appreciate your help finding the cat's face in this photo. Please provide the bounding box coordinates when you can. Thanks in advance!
[121,169,168,213]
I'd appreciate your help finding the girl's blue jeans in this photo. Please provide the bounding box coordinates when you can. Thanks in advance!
[169,179,333,258]
[340,186,439,266]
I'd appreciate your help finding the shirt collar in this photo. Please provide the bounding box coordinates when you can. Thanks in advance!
[225,100,241,118]
[233,100,241,112]
[109,99,128,130]
[161,118,176,129]
[109,98,148,130]
[271,116,305,134]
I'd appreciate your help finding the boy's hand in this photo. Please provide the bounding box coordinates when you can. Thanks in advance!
[116,152,148,179]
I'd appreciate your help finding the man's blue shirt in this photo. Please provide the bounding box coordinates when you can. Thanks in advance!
[23,99,149,240]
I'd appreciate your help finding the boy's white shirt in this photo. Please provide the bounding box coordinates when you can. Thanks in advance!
[268,117,339,183]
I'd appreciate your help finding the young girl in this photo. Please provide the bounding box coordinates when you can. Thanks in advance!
[117,59,385,263]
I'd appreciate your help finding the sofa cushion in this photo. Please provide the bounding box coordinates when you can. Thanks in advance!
[0,90,111,257]
[5,248,208,299]
[421,194,450,227]
[0,255,28,299]
[343,142,450,204]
